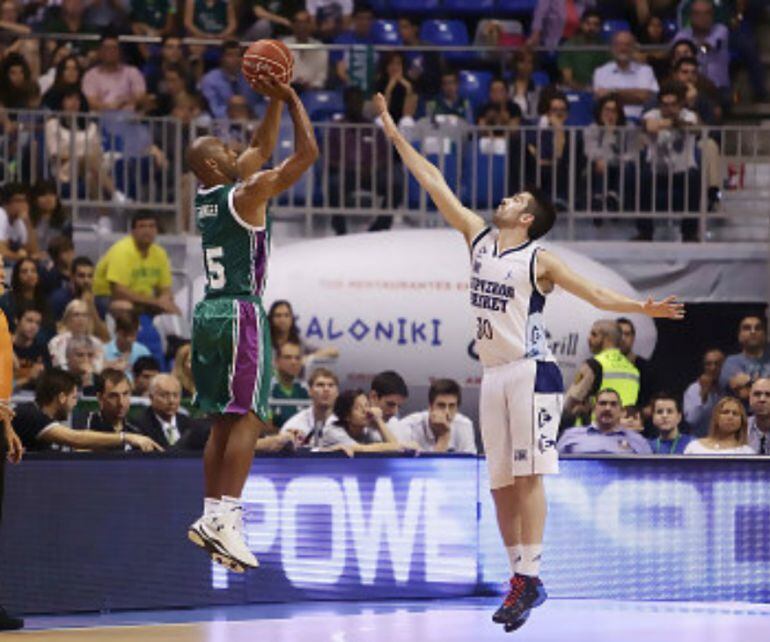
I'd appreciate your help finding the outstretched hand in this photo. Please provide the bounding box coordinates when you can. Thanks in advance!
[250,76,294,102]
[373,92,398,139]
[641,295,685,319]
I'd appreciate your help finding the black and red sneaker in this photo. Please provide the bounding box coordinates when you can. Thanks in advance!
[492,574,548,630]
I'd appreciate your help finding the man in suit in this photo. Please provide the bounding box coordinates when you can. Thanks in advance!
[135,374,207,450]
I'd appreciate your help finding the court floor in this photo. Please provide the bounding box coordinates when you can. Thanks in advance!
[10,598,770,641]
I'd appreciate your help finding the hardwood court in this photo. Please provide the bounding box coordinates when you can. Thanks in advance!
[13,598,770,642]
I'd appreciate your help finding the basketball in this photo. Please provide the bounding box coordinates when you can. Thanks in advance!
[242,39,294,88]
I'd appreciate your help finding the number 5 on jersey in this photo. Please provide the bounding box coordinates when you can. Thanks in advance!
[205,247,226,290]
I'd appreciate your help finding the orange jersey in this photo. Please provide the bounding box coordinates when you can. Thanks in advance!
[0,309,12,399]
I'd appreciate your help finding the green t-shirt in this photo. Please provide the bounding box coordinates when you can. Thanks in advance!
[558,34,611,88]
[269,379,310,427]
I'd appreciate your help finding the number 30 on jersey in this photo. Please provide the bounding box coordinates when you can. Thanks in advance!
[476,317,493,340]
[205,247,226,290]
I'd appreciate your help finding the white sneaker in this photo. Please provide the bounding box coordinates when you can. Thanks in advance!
[188,515,246,574]
[200,507,259,570]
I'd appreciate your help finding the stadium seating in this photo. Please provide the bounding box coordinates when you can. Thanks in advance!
[420,19,471,63]
[465,138,507,209]
[565,91,595,126]
[663,19,679,41]
[443,0,495,14]
[372,19,402,45]
[532,70,551,88]
[602,19,631,41]
[408,140,459,208]
[301,90,344,121]
[459,70,493,112]
[389,0,441,15]
[496,0,538,14]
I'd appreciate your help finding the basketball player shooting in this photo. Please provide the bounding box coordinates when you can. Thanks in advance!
[186,62,318,573]
[374,93,684,632]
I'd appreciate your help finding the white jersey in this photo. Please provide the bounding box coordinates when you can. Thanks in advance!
[469,226,553,368]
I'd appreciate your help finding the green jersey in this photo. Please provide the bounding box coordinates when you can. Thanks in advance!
[195,183,270,299]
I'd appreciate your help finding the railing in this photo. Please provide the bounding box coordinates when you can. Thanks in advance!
[2,108,768,241]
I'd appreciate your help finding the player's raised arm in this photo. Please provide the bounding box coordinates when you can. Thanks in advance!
[235,88,319,207]
[537,249,685,319]
[236,79,288,178]
[373,93,485,246]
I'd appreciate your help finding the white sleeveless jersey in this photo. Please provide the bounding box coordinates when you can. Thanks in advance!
[469,226,554,368]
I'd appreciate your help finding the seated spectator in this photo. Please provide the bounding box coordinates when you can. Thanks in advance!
[684,396,755,455]
[369,370,409,429]
[673,0,730,98]
[184,0,236,40]
[637,15,670,82]
[558,10,610,91]
[147,63,191,117]
[638,80,702,241]
[584,94,641,212]
[557,389,653,454]
[0,52,38,110]
[135,373,208,449]
[508,50,541,120]
[328,87,401,234]
[199,40,261,120]
[308,0,352,42]
[320,388,411,456]
[268,299,338,364]
[0,183,36,263]
[671,56,722,126]
[648,394,693,454]
[143,36,190,96]
[619,405,643,432]
[41,54,84,111]
[617,317,656,412]
[82,34,147,113]
[270,339,310,430]
[12,304,49,392]
[0,258,52,336]
[375,52,417,124]
[394,378,477,454]
[241,0,294,41]
[683,348,724,437]
[130,0,176,42]
[74,368,140,434]
[45,85,126,203]
[103,311,152,377]
[280,366,339,447]
[130,356,160,396]
[593,31,659,120]
[478,78,522,128]
[748,378,770,455]
[133,355,161,398]
[397,17,441,97]
[38,235,75,295]
[48,299,105,372]
[330,5,374,91]
[719,315,770,392]
[82,0,130,32]
[563,320,639,425]
[12,368,161,452]
[93,212,180,316]
[36,0,100,64]
[282,9,328,91]
[30,181,71,260]
[172,343,195,399]
[50,256,109,335]
[423,70,473,123]
[0,0,39,77]
[670,39,699,67]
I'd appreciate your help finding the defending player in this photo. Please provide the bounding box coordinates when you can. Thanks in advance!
[186,79,318,572]
[373,93,683,632]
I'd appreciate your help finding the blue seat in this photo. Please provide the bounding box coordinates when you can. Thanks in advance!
[420,20,470,63]
[465,140,507,209]
[459,70,493,112]
[663,18,678,41]
[565,91,594,126]
[390,0,440,14]
[301,90,344,121]
[372,19,401,45]
[275,122,309,205]
[602,19,631,41]
[496,0,537,14]
[443,0,495,13]
[531,70,550,88]
[408,142,459,209]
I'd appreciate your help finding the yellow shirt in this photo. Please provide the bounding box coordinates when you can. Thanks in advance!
[0,309,12,399]
[94,236,173,298]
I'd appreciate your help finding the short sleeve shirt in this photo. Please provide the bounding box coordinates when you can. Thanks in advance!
[0,207,28,247]
[592,61,659,119]
[12,402,60,451]
[317,423,383,448]
[82,64,147,109]
[93,236,173,297]
[394,411,477,454]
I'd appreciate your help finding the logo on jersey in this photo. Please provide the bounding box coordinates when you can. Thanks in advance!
[469,277,515,313]
[196,204,218,219]
[473,260,482,274]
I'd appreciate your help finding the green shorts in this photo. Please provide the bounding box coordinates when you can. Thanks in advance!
[191,296,272,419]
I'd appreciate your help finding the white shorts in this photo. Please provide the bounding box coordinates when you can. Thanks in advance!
[480,359,564,489]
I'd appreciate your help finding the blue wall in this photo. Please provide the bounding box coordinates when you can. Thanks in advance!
[0,454,768,614]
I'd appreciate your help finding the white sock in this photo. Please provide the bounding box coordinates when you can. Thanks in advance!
[505,545,523,575]
[204,497,221,518]
[221,495,242,511]
[519,544,542,577]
